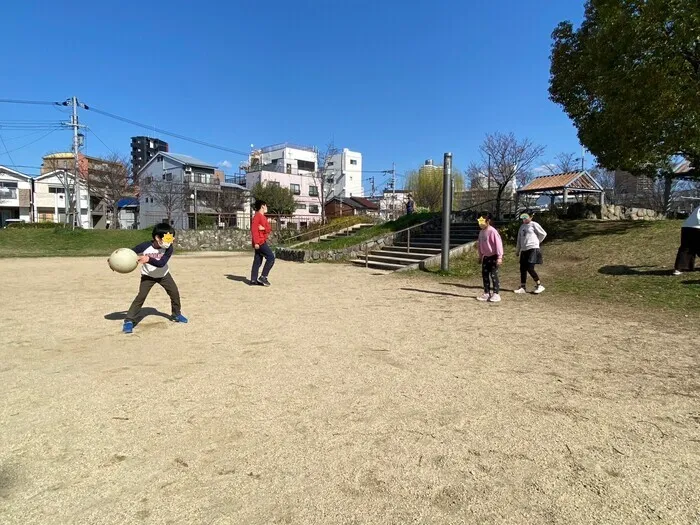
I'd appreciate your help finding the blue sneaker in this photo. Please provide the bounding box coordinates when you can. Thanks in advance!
[123,321,134,334]
[172,314,188,324]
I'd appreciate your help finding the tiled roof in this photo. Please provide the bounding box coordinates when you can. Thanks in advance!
[166,153,216,169]
[519,171,602,193]
[349,196,379,210]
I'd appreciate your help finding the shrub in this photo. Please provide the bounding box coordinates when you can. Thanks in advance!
[6,222,74,229]
[196,215,216,229]
[498,215,563,244]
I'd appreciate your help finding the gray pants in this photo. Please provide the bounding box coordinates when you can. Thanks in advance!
[126,274,181,322]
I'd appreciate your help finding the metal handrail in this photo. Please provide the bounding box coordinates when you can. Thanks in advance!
[281,217,375,245]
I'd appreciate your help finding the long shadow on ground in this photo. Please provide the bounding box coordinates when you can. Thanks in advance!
[401,287,464,298]
[225,274,252,284]
[104,308,171,327]
[599,265,676,277]
[441,282,517,293]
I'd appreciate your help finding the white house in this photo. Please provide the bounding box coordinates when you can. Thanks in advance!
[33,170,90,228]
[139,152,248,230]
[328,148,363,198]
[371,189,412,220]
[0,166,33,226]
[245,143,323,222]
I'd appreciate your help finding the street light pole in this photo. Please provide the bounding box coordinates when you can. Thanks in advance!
[191,188,198,230]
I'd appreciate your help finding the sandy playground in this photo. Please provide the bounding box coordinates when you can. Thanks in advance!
[0,253,698,524]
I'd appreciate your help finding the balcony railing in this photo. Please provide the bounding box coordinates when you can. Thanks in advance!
[0,188,18,200]
[259,142,316,154]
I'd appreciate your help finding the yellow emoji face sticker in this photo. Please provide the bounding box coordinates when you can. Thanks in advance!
[477,216,487,227]
[162,233,175,245]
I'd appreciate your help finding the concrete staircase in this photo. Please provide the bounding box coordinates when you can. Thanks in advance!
[311,223,374,244]
[351,221,484,271]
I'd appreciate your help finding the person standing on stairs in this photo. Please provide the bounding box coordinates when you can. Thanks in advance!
[514,213,547,294]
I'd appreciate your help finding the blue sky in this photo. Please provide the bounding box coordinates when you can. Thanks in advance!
[1,0,585,190]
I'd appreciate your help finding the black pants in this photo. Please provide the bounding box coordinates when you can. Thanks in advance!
[482,255,500,294]
[251,242,275,281]
[674,227,700,271]
[519,249,541,286]
[126,274,181,322]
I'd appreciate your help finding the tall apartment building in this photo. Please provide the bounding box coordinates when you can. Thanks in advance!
[131,136,169,178]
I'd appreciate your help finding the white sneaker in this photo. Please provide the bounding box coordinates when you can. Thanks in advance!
[514,287,527,294]
[489,293,502,302]
[534,285,545,294]
[476,293,490,302]
[672,270,682,276]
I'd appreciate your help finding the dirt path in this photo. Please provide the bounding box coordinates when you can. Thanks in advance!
[1,254,698,524]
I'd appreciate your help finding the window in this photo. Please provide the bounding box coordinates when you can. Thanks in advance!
[309,204,320,214]
[309,185,319,197]
[298,160,315,171]
[328,161,334,166]
[286,163,292,174]
[268,181,280,187]
[290,183,300,195]
[295,203,307,210]
[156,155,163,162]
[163,172,173,182]
[350,159,358,165]
[144,176,153,184]
[49,187,65,194]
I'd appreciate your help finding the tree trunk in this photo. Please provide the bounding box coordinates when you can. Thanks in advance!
[663,175,673,216]
[495,185,505,220]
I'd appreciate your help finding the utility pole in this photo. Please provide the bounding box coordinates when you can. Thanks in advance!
[61,97,87,228]
[72,97,81,229]
[391,162,396,220]
[369,176,375,198]
[441,152,453,272]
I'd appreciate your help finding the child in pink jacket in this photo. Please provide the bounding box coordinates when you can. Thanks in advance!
[476,212,504,302]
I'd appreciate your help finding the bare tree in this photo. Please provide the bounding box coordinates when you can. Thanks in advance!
[311,142,339,223]
[144,180,187,225]
[590,166,617,204]
[200,186,246,227]
[543,152,581,175]
[475,133,545,218]
[88,154,132,228]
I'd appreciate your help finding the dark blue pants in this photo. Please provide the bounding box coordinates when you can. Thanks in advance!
[251,242,275,281]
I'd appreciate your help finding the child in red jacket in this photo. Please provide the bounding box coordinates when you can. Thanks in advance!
[250,200,275,286]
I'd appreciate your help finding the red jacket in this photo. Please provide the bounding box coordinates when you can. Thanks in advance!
[251,212,271,246]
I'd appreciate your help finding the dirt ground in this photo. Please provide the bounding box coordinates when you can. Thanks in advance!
[1,253,698,525]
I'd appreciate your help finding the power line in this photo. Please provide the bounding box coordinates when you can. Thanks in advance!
[0,98,59,106]
[0,128,61,156]
[85,105,250,157]
[0,134,16,166]
[87,127,117,155]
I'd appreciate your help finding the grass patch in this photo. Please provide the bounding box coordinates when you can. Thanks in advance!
[418,220,700,312]
[0,228,154,257]
[278,215,375,246]
[295,212,436,251]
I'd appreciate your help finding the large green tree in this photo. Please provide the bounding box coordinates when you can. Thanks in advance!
[251,183,296,215]
[405,165,465,212]
[549,0,700,179]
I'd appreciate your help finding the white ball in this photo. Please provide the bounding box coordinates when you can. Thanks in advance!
[108,248,139,274]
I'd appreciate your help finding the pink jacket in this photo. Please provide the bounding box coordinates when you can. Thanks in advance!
[478,226,504,260]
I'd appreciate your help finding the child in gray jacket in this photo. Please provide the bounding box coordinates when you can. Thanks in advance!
[515,213,547,294]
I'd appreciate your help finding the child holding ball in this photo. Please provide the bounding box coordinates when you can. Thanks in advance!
[120,223,188,334]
